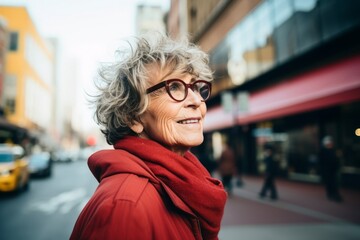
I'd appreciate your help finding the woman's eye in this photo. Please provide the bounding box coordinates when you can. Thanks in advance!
[169,82,182,91]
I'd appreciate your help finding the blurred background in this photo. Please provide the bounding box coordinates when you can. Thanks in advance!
[0,0,359,239]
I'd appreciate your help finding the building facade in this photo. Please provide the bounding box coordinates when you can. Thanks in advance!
[0,17,7,107]
[136,4,166,35]
[0,6,55,149]
[168,0,360,188]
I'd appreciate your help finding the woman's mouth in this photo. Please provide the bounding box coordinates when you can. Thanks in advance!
[177,118,200,124]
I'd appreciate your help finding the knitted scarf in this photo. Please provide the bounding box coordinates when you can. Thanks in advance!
[114,136,227,240]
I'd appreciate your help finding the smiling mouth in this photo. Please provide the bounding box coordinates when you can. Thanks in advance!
[177,118,200,124]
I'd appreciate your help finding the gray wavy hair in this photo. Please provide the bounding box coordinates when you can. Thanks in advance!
[92,32,213,145]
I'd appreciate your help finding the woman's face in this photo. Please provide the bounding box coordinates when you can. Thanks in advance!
[139,69,207,156]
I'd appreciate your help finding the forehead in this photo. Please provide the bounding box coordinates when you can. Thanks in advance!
[147,64,193,85]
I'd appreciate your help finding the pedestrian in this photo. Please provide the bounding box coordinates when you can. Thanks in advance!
[70,32,227,240]
[259,143,278,200]
[218,140,236,195]
[319,136,343,202]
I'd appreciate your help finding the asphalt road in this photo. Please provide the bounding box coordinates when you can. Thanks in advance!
[0,160,98,240]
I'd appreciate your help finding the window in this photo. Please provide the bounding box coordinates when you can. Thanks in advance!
[3,75,17,114]
[9,32,19,51]
[254,1,275,72]
[293,0,321,54]
[5,99,15,113]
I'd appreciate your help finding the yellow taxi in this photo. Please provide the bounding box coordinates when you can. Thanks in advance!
[0,144,30,192]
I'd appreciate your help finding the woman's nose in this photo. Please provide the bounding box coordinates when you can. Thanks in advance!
[185,88,202,107]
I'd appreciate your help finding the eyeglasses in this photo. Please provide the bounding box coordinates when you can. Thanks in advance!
[146,79,212,102]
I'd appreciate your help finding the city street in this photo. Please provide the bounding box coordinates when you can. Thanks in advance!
[1,160,359,240]
[1,1,359,240]
[0,160,98,240]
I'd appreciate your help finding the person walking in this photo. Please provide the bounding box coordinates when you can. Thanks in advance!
[319,136,343,202]
[259,143,278,200]
[218,140,236,196]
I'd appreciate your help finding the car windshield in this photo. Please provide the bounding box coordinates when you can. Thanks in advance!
[0,152,14,163]
[30,153,49,162]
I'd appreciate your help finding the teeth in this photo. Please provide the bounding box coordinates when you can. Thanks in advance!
[179,119,199,124]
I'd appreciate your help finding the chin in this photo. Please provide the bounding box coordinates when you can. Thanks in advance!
[187,136,204,147]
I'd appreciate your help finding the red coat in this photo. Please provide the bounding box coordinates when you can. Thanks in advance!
[70,149,203,240]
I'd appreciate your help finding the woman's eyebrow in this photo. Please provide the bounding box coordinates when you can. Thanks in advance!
[190,77,197,83]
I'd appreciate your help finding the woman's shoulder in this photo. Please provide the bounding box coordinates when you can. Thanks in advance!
[100,173,168,211]
[71,173,166,239]
[99,173,155,203]
[82,173,162,220]
[113,174,152,203]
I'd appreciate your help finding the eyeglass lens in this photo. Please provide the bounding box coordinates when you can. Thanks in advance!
[167,80,210,101]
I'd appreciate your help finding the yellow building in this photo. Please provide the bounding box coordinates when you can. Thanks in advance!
[0,17,7,103]
[0,6,54,132]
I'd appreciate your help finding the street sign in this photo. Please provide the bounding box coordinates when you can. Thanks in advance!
[221,91,233,113]
[236,91,249,113]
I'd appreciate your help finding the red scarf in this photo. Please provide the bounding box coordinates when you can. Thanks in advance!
[114,136,227,240]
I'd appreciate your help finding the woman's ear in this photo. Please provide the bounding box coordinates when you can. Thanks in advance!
[130,121,144,134]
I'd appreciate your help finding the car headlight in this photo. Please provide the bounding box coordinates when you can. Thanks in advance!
[0,169,14,176]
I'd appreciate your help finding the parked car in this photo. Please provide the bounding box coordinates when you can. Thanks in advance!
[0,144,30,193]
[28,152,52,177]
[53,149,78,163]
[78,146,98,161]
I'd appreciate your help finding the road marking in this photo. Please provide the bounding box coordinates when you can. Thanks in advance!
[28,188,87,214]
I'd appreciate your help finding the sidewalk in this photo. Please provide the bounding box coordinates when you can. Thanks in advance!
[219,176,360,240]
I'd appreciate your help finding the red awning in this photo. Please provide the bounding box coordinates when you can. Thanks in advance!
[204,54,360,132]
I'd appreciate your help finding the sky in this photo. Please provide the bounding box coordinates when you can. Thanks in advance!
[1,0,169,57]
[0,0,169,136]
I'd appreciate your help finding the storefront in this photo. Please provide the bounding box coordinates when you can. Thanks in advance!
[194,0,360,189]
[201,54,360,188]
[251,101,360,188]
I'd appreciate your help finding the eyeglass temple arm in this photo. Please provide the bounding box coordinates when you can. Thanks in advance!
[146,81,167,94]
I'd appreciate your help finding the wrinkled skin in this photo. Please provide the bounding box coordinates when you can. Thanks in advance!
[132,68,207,156]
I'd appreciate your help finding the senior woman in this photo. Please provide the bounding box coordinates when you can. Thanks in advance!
[70,32,227,240]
